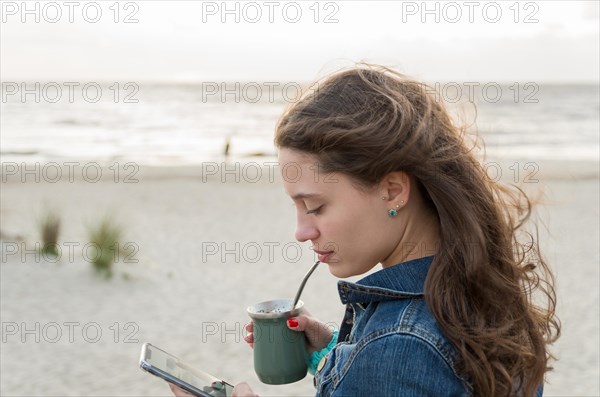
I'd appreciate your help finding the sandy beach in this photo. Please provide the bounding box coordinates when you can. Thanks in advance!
[1,158,598,396]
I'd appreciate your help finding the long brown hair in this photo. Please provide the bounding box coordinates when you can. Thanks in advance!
[274,64,560,396]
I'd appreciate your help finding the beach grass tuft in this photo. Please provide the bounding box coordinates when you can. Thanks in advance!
[39,211,61,258]
[87,218,122,279]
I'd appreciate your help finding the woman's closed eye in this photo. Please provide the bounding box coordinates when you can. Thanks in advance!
[306,205,323,215]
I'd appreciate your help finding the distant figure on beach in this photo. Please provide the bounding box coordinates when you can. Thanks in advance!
[171,65,560,397]
[224,136,231,162]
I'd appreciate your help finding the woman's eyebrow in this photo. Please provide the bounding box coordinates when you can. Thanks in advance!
[291,193,322,200]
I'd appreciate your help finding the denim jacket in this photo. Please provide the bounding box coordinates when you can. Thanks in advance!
[315,256,470,397]
[313,256,544,397]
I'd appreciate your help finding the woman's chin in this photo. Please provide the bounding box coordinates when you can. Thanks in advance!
[325,261,354,278]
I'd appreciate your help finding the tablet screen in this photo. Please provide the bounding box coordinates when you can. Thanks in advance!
[144,344,233,397]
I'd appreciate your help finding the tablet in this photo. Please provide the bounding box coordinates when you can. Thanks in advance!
[139,342,234,397]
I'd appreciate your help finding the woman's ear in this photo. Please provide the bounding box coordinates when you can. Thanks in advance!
[381,171,411,203]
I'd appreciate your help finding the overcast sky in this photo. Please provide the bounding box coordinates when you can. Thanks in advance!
[1,0,598,82]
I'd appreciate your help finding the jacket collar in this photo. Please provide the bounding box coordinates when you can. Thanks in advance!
[337,255,435,304]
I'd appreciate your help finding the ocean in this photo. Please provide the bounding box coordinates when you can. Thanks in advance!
[1,82,598,165]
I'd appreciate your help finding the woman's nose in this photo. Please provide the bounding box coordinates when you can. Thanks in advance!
[295,216,319,242]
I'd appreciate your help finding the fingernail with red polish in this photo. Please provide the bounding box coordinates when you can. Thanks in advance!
[287,318,298,328]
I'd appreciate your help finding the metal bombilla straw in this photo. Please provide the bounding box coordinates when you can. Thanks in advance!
[292,261,320,310]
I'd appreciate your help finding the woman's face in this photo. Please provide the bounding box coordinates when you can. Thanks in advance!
[279,148,406,278]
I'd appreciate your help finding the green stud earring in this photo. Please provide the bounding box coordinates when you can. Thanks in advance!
[388,201,404,217]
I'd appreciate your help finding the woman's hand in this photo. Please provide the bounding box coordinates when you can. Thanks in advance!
[168,383,195,397]
[243,309,334,355]
[168,382,257,397]
[231,381,258,396]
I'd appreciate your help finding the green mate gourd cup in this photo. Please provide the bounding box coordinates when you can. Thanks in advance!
[247,299,309,384]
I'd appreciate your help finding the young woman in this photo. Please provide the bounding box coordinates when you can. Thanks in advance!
[172,64,560,397]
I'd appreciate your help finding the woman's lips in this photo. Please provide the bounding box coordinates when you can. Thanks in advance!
[314,250,334,263]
